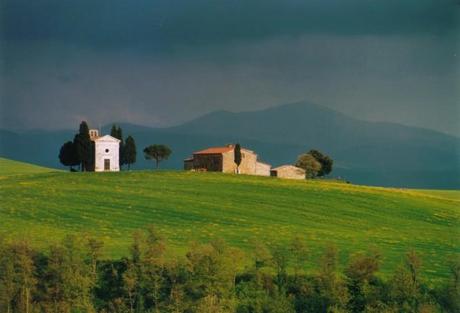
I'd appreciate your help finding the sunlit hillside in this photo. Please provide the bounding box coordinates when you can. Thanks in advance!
[1,158,458,282]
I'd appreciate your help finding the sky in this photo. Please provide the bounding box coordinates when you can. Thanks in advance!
[1,0,459,135]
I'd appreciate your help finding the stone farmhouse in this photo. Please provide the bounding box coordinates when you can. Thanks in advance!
[89,129,120,172]
[270,165,305,180]
[184,144,271,176]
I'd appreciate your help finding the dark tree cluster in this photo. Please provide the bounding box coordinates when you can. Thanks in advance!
[59,122,137,171]
[296,149,334,179]
[1,227,458,313]
[58,141,79,172]
[110,124,137,170]
[110,125,124,168]
[58,121,93,171]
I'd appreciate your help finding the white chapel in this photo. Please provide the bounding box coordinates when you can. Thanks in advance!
[89,129,120,172]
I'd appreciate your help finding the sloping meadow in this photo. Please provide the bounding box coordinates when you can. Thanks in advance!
[0,158,458,282]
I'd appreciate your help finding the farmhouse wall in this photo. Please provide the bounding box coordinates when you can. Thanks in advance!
[221,149,258,174]
[184,158,194,170]
[185,146,271,176]
[192,154,223,171]
[255,162,271,176]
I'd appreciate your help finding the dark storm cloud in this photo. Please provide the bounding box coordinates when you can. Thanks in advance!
[1,35,457,133]
[0,0,458,134]
[1,0,456,49]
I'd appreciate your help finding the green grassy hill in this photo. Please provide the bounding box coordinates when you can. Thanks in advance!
[0,157,60,176]
[0,158,458,282]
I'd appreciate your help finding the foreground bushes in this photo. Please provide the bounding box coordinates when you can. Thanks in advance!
[0,226,458,313]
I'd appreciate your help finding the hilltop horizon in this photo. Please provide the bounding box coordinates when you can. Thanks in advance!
[4,101,459,139]
[1,101,458,189]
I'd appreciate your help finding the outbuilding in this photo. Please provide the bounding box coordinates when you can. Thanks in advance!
[270,165,305,180]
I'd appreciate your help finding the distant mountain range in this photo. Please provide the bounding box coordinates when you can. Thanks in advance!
[1,101,459,189]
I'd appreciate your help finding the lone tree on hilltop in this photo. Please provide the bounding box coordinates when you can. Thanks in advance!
[144,144,172,169]
[124,136,137,170]
[234,143,242,174]
[74,121,93,171]
[295,153,322,178]
[308,149,333,177]
[59,141,79,171]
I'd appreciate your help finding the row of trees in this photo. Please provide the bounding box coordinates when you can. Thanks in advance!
[59,122,137,171]
[1,227,458,313]
[109,125,137,170]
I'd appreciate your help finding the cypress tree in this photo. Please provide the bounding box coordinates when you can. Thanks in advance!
[234,143,242,174]
[74,121,93,171]
[110,125,125,169]
[110,125,118,139]
[124,136,137,170]
[118,127,125,168]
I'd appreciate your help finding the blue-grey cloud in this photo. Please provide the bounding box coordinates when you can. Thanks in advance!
[1,0,457,49]
[0,0,458,135]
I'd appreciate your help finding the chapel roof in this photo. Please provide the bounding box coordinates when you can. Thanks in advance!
[93,135,121,143]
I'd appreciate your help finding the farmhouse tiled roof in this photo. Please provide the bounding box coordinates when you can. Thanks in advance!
[193,146,234,155]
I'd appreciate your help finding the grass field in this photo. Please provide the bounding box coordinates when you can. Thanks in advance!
[0,157,458,283]
[0,157,61,176]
